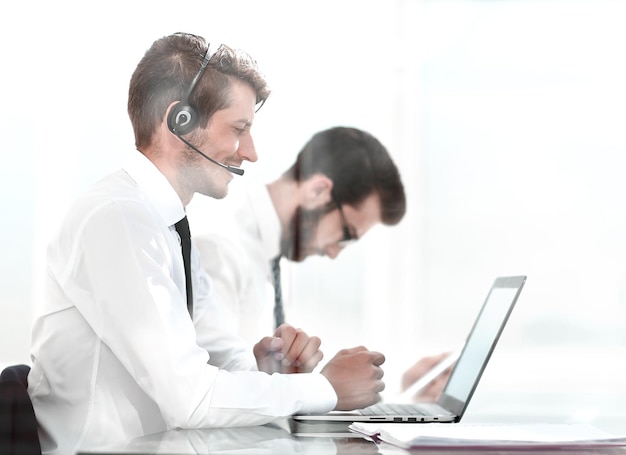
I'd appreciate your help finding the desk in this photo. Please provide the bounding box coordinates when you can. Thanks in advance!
[78,347,626,455]
[76,421,381,455]
[77,418,626,455]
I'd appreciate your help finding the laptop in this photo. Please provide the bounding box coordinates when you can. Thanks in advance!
[291,275,526,426]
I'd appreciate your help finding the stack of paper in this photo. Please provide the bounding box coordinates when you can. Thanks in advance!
[349,422,626,449]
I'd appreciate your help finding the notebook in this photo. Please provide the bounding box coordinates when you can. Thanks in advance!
[291,275,526,425]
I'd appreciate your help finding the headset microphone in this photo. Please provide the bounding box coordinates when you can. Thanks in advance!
[173,130,245,176]
[167,42,245,176]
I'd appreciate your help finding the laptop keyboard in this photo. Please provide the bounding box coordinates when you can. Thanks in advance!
[360,402,444,416]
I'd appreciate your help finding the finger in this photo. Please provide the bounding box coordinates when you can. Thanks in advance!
[418,372,448,400]
[370,380,386,403]
[289,335,321,366]
[373,365,385,380]
[337,345,368,356]
[402,352,450,388]
[274,325,297,358]
[274,322,301,340]
[253,336,283,359]
[369,351,386,366]
[283,332,320,366]
[414,357,440,375]
[298,347,324,372]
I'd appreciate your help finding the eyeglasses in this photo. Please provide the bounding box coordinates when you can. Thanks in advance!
[332,194,359,247]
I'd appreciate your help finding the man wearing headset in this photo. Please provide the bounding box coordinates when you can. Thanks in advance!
[27,32,385,455]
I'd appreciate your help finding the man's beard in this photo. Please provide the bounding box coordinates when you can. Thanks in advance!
[180,145,227,199]
[280,205,329,262]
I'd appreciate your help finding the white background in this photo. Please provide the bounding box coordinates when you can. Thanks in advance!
[1,0,625,433]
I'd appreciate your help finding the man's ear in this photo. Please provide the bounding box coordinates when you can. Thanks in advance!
[301,174,334,209]
[160,102,185,146]
[163,101,179,134]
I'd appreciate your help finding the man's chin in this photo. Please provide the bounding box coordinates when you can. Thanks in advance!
[199,186,228,200]
[285,249,317,263]
[290,255,306,263]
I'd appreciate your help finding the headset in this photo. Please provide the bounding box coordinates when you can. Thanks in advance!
[167,43,245,175]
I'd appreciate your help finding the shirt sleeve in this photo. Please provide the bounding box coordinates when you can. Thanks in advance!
[189,370,338,427]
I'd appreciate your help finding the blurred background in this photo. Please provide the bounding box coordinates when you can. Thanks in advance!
[2,0,625,433]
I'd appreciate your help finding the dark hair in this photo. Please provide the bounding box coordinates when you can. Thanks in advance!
[284,127,406,225]
[128,32,270,149]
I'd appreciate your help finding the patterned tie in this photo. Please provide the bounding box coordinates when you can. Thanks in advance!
[175,216,193,318]
[271,256,285,328]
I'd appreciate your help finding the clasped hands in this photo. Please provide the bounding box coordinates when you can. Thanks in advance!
[253,323,324,374]
[253,323,386,411]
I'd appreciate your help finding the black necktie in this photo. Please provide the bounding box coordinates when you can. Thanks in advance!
[175,216,193,318]
[271,256,284,328]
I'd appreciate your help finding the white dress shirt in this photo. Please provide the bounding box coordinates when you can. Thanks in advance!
[28,151,336,455]
[187,181,284,370]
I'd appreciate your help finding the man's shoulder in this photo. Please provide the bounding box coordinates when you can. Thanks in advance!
[62,170,160,231]
[81,169,140,201]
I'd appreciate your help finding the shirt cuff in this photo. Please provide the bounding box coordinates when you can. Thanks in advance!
[285,373,338,414]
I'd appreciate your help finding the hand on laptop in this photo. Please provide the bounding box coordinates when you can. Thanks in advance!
[401,352,451,402]
[253,323,324,374]
[320,346,386,411]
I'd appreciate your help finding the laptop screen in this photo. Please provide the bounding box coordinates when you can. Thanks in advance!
[438,276,526,418]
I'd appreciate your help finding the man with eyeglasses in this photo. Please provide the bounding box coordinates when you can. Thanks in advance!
[188,126,403,369]
[190,126,452,398]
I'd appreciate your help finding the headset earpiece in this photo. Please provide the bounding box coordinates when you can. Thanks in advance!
[167,101,197,136]
[167,42,220,137]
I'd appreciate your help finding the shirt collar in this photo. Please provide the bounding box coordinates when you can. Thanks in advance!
[122,151,186,227]
[243,182,282,260]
